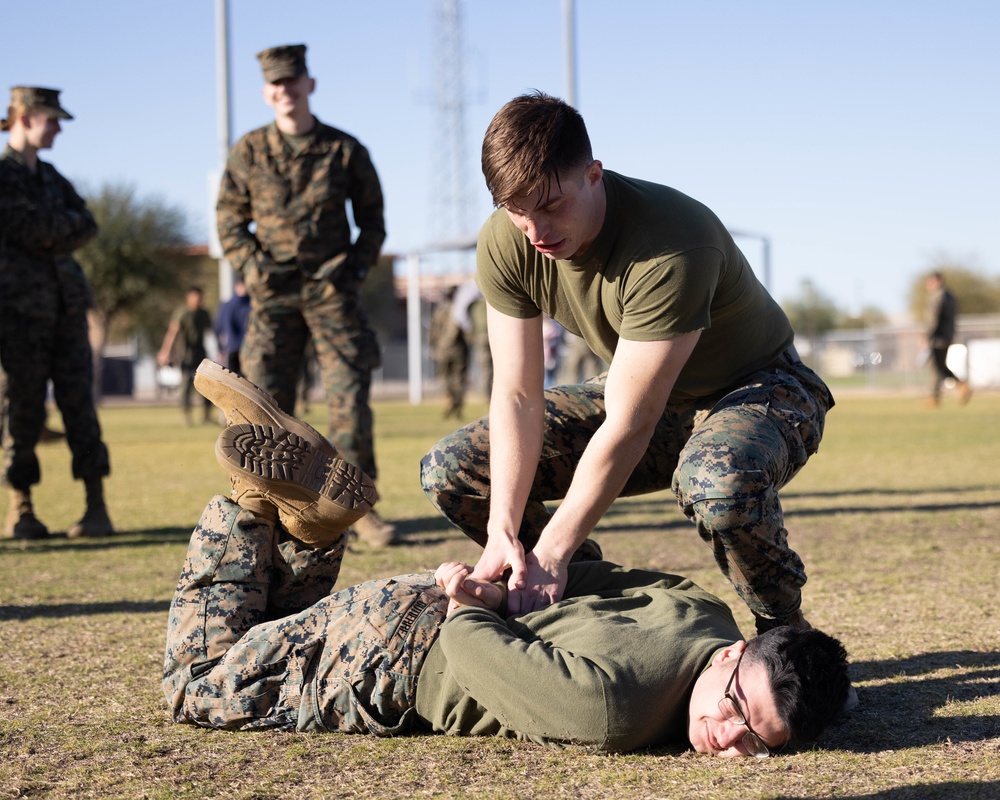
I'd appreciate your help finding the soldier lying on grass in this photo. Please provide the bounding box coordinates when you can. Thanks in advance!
[163,360,851,756]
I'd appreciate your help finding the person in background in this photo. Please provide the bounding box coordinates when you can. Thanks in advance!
[558,331,606,385]
[157,286,216,426]
[923,271,970,408]
[216,43,396,546]
[452,279,493,400]
[214,278,251,375]
[541,315,564,388]
[0,86,113,539]
[429,285,470,419]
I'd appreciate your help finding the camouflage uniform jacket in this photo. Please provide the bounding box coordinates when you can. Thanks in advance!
[0,145,97,320]
[428,301,466,362]
[216,119,385,286]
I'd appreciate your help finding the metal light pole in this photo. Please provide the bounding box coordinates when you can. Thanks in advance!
[214,0,234,300]
[406,252,422,404]
[563,0,577,106]
[729,229,772,292]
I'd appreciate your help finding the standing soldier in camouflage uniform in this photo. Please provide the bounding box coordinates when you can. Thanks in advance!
[216,44,396,546]
[428,285,469,419]
[420,93,835,633]
[0,87,113,540]
[157,286,216,426]
[451,280,493,399]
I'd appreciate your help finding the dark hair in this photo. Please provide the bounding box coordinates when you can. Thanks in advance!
[186,285,204,295]
[481,91,593,208]
[743,626,850,746]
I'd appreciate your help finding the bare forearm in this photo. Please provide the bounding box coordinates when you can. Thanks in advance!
[486,390,545,539]
[538,417,654,560]
[535,331,700,561]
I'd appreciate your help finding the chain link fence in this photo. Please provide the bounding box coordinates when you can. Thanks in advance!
[798,314,1000,393]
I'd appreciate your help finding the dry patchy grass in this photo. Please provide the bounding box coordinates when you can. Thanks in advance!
[1,393,999,799]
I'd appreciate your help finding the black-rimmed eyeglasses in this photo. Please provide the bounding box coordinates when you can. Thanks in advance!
[718,652,773,759]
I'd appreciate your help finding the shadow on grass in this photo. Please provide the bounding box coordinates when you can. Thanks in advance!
[392,514,461,545]
[597,492,1000,529]
[0,598,171,621]
[2,518,466,551]
[782,484,1000,500]
[775,781,1000,800]
[790,500,1000,517]
[827,650,1000,753]
[0,526,195,551]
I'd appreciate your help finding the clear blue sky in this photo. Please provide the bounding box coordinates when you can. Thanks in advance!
[5,0,998,316]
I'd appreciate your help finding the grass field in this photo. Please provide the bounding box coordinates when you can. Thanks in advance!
[1,391,998,799]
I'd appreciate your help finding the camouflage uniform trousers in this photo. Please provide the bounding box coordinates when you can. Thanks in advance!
[0,307,110,489]
[420,349,834,622]
[180,347,210,416]
[163,495,448,734]
[435,342,470,415]
[240,268,381,478]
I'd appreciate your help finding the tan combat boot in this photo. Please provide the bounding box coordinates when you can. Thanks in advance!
[67,478,115,538]
[193,359,339,459]
[3,487,50,540]
[229,474,279,524]
[216,423,377,548]
[351,508,400,547]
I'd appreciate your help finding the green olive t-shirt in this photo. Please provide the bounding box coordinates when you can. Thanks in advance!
[414,560,740,752]
[475,171,794,400]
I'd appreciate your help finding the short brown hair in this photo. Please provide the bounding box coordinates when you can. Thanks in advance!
[481,91,593,207]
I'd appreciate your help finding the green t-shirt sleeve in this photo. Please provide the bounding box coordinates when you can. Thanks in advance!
[475,211,541,320]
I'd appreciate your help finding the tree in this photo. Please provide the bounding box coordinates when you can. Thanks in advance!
[781,279,841,346]
[837,305,888,330]
[75,183,195,395]
[907,256,1000,320]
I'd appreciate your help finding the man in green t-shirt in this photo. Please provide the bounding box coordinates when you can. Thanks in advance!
[420,92,835,635]
[163,364,851,755]
[157,286,215,426]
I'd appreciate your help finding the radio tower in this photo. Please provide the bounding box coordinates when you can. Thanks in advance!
[429,0,472,273]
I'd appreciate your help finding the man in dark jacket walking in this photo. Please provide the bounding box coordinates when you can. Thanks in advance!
[923,271,970,407]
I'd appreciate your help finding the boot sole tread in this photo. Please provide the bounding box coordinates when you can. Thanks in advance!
[218,424,374,513]
[194,360,338,458]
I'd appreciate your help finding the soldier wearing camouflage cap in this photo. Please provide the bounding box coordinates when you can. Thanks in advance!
[216,43,397,546]
[0,87,114,540]
[256,44,308,82]
[0,87,73,130]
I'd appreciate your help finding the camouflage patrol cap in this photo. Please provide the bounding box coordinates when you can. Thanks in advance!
[9,86,73,119]
[256,44,308,82]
